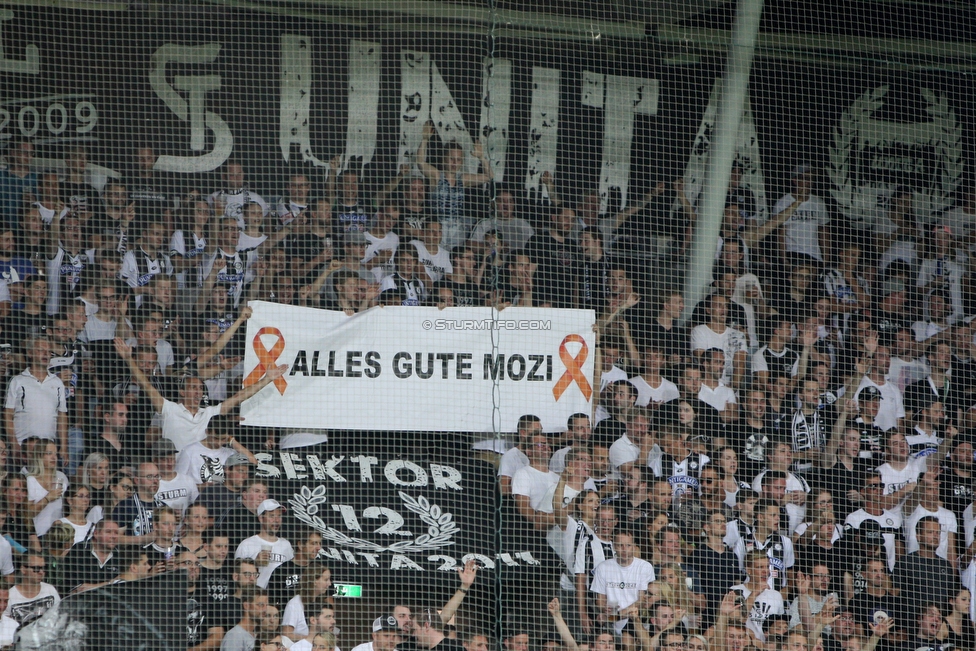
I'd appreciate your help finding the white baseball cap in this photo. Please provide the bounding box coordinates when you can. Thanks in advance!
[257,499,285,516]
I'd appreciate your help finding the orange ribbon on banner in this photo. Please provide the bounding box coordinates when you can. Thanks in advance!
[243,327,288,395]
[552,334,592,401]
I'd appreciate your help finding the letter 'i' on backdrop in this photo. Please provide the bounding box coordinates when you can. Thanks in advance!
[2,0,973,648]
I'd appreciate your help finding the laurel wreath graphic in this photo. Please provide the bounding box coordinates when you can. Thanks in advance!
[289,486,457,553]
[829,85,961,223]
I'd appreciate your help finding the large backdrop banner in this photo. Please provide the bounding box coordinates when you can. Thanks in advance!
[5,7,976,233]
[239,302,596,433]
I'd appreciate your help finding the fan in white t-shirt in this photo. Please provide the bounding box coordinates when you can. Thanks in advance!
[698,348,738,412]
[730,551,785,643]
[903,473,957,560]
[495,415,543,495]
[4,553,60,627]
[772,167,829,263]
[511,432,560,530]
[349,614,402,651]
[876,430,923,518]
[629,346,680,408]
[690,295,748,388]
[590,531,655,635]
[114,337,287,451]
[234,500,295,589]
[844,509,901,573]
[362,205,401,282]
[410,222,453,282]
[855,348,906,432]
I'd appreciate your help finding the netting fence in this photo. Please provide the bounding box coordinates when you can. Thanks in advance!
[0,1,975,650]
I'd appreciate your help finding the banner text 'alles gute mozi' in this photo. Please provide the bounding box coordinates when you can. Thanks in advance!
[289,349,555,382]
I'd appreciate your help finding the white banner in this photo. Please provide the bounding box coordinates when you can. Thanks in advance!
[239,302,596,433]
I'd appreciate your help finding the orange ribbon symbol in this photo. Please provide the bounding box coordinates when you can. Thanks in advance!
[552,334,592,401]
[243,327,287,395]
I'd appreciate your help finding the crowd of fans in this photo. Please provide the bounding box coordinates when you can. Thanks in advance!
[0,121,974,651]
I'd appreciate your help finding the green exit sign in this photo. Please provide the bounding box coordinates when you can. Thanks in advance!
[335,584,363,598]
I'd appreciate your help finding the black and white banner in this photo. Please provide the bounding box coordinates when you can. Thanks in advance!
[15,573,186,651]
[251,449,545,581]
[3,7,975,228]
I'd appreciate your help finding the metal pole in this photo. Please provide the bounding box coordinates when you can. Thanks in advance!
[680,0,764,323]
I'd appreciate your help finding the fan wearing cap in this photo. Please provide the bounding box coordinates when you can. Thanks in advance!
[234,499,294,589]
[351,614,403,651]
[151,437,199,518]
[771,164,830,266]
[113,336,287,452]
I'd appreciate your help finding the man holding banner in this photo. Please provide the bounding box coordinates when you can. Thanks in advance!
[113,338,287,451]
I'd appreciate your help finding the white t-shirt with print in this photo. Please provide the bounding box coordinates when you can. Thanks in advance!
[690,325,748,386]
[235,535,295,589]
[590,558,655,634]
[773,193,830,261]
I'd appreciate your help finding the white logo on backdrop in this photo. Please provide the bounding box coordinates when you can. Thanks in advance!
[290,486,457,553]
[830,85,962,228]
